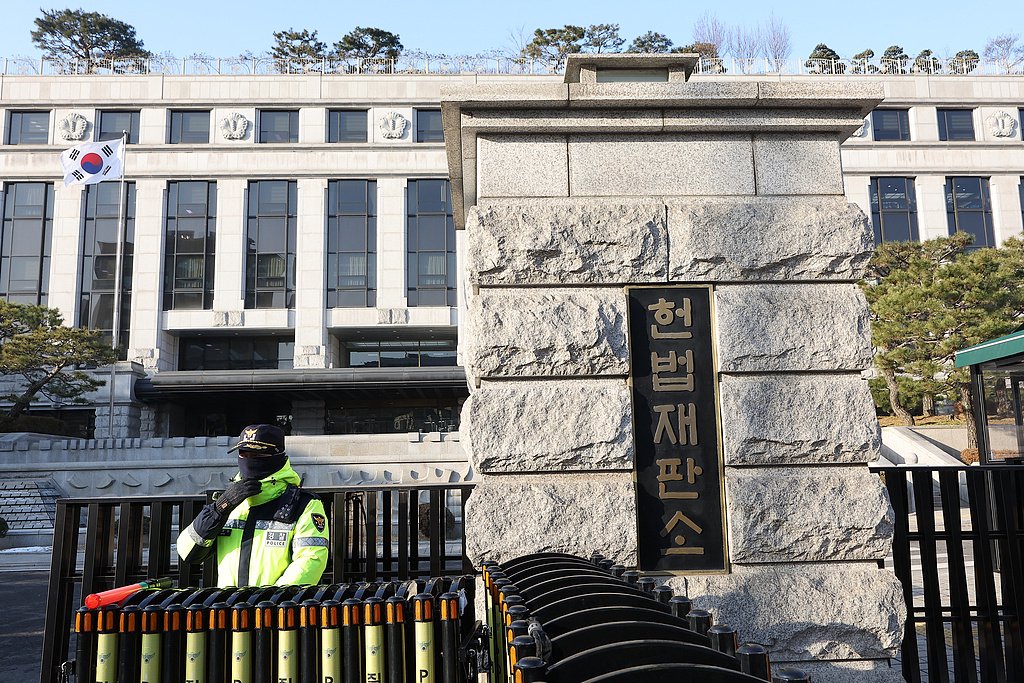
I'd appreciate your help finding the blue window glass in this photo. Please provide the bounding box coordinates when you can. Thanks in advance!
[945,177,994,249]
[937,109,975,141]
[327,180,376,307]
[79,183,134,357]
[871,109,910,141]
[415,109,444,142]
[869,177,919,244]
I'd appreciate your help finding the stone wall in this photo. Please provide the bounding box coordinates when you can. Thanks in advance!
[444,76,904,681]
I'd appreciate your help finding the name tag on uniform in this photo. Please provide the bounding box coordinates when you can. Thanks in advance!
[219,528,232,536]
[265,531,288,547]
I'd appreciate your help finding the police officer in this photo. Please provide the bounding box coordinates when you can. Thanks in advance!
[177,424,329,586]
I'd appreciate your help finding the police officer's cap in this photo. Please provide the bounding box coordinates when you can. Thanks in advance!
[227,424,286,455]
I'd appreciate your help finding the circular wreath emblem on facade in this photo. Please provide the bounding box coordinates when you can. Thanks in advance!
[986,111,1018,138]
[58,113,89,141]
[379,111,409,139]
[219,112,250,140]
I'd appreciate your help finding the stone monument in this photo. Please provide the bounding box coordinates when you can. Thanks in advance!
[442,54,905,682]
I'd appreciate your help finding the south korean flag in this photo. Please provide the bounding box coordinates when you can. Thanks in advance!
[60,138,124,186]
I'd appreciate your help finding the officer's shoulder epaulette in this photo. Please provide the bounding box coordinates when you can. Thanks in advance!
[272,484,319,524]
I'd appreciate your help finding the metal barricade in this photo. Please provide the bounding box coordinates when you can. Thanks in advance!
[482,552,812,683]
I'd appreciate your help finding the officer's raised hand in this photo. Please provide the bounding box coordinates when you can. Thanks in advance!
[214,478,262,516]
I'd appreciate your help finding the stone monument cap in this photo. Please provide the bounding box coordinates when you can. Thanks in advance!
[564,53,700,84]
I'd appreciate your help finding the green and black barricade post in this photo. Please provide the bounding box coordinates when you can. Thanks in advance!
[708,625,738,656]
[299,599,319,683]
[621,570,639,586]
[687,609,713,637]
[319,600,341,683]
[385,596,406,683]
[652,586,673,605]
[230,604,254,683]
[507,635,535,682]
[439,592,459,683]
[253,601,276,683]
[74,606,99,683]
[363,597,385,683]
[411,594,434,683]
[669,595,692,623]
[340,598,362,683]
[637,577,656,595]
[277,601,300,683]
[162,604,185,683]
[488,576,510,683]
[207,603,230,683]
[95,606,120,683]
[737,642,771,680]
[608,564,625,578]
[140,606,162,683]
[118,605,142,683]
[511,657,545,683]
[185,604,207,683]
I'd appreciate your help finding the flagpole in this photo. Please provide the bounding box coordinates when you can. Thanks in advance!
[107,130,127,437]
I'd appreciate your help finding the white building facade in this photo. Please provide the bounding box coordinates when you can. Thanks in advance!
[0,66,1021,439]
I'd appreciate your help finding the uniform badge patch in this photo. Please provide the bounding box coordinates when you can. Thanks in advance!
[264,531,288,547]
[312,513,326,533]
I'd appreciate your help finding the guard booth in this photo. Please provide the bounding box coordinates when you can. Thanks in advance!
[956,327,1024,464]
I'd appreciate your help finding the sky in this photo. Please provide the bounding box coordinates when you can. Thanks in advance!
[0,0,1010,61]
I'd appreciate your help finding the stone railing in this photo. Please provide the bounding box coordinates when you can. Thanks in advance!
[2,54,1021,77]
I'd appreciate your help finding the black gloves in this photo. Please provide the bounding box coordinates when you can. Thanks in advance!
[214,478,263,516]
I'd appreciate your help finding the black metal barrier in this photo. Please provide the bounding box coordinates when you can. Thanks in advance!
[61,575,479,683]
[483,552,812,683]
[42,485,473,683]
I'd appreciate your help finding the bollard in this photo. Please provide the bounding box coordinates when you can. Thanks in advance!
[608,564,625,578]
[363,597,385,683]
[621,570,639,586]
[162,604,185,683]
[772,669,810,682]
[341,598,362,683]
[687,609,713,636]
[208,602,230,683]
[490,577,511,683]
[319,600,342,683]
[75,607,99,683]
[385,596,406,683]
[412,594,435,683]
[230,604,254,683]
[597,559,614,572]
[708,624,738,656]
[668,595,692,623]
[637,577,656,594]
[439,592,460,683]
[140,606,162,683]
[508,635,535,675]
[652,586,673,605]
[118,605,142,683]
[299,599,319,683]
[589,552,604,565]
[253,601,276,683]
[737,642,771,681]
[277,601,299,683]
[185,604,207,683]
[512,656,546,683]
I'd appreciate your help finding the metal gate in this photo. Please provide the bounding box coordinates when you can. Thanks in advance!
[873,465,1024,682]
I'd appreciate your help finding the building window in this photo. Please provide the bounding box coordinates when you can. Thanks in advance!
[869,177,919,244]
[344,339,457,368]
[169,110,211,144]
[258,110,298,143]
[945,177,995,249]
[871,109,910,142]
[937,109,975,141]
[80,182,134,356]
[415,109,443,142]
[246,180,296,308]
[6,111,50,145]
[96,110,140,144]
[179,335,294,371]
[0,182,53,305]
[328,110,368,143]
[327,180,376,307]
[164,181,216,310]
[406,179,455,307]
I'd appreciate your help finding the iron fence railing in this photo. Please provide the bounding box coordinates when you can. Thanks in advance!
[3,55,1023,77]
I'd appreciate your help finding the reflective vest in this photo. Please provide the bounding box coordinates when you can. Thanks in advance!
[177,461,329,587]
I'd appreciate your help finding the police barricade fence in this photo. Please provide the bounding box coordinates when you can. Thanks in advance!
[483,552,813,683]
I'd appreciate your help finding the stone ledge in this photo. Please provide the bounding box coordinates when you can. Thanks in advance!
[461,380,633,473]
[464,287,629,379]
[726,466,894,563]
[720,374,881,465]
[667,197,873,282]
[668,563,904,661]
[753,134,844,196]
[478,134,569,198]
[715,284,873,372]
[465,199,668,285]
[464,472,637,565]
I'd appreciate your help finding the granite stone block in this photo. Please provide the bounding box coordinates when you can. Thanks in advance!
[719,374,881,465]
[667,197,873,281]
[568,133,754,197]
[715,284,873,372]
[477,134,568,198]
[754,134,844,195]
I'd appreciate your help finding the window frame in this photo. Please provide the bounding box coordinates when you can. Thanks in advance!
[327,110,369,143]
[869,177,920,244]
[178,335,295,371]
[164,181,217,311]
[871,109,911,142]
[0,182,54,306]
[414,109,444,143]
[406,179,456,307]
[258,110,299,144]
[6,111,50,145]
[96,110,140,144]
[245,180,297,309]
[937,108,976,142]
[168,110,212,144]
[945,176,995,249]
[327,179,377,308]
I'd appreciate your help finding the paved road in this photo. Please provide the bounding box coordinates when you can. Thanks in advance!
[0,571,48,683]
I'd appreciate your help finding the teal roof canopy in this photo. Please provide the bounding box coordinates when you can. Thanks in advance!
[955,327,1024,368]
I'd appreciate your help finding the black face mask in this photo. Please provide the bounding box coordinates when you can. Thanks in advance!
[238,452,287,480]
